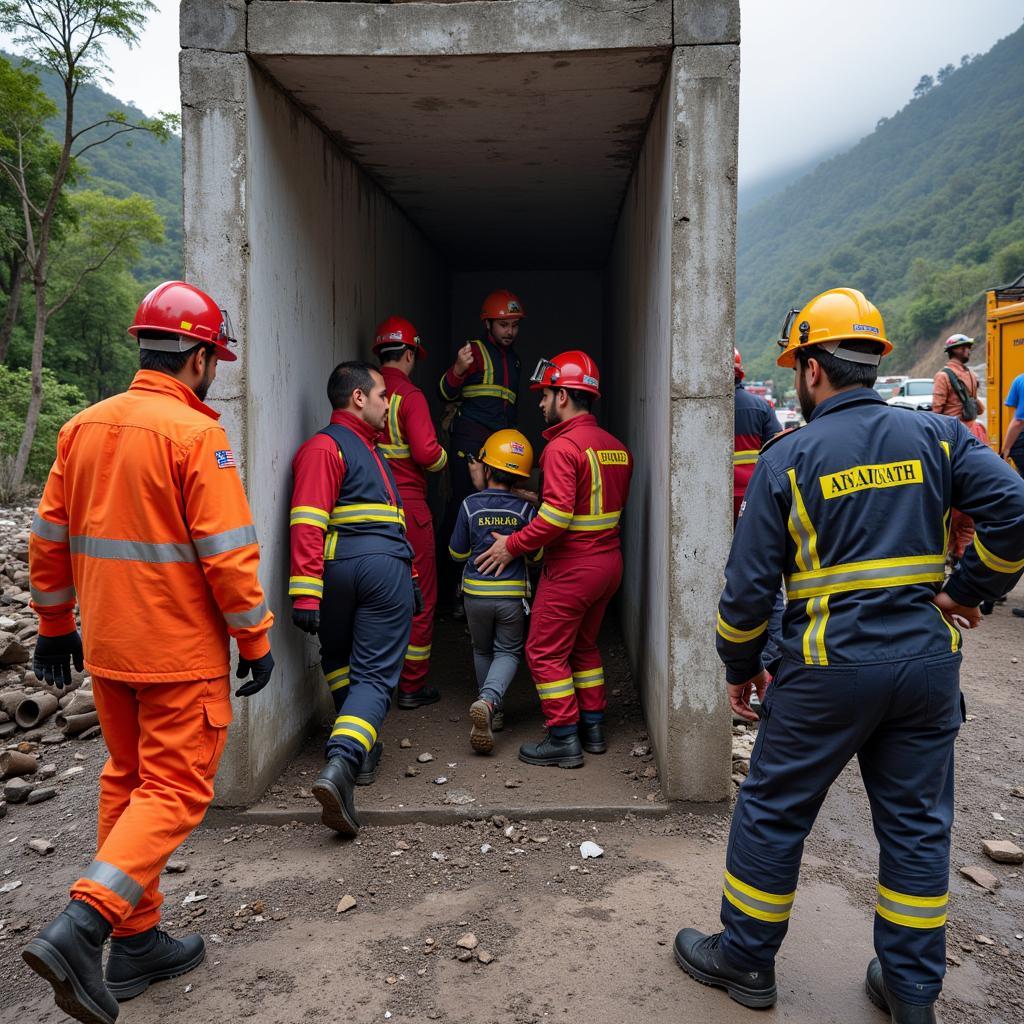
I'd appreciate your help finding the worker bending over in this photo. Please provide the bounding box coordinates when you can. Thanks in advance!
[375,317,448,709]
[23,282,275,1024]
[476,351,632,767]
[675,288,1024,1024]
[289,362,417,835]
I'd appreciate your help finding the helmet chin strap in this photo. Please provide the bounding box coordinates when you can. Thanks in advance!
[818,341,882,366]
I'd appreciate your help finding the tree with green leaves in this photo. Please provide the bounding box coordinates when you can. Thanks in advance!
[0,0,177,491]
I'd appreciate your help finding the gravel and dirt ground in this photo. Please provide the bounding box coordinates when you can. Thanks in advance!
[1,502,1023,1023]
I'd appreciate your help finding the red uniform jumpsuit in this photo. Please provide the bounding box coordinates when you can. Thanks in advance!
[505,414,632,727]
[379,366,448,693]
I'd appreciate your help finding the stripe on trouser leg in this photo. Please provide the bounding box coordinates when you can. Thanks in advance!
[330,714,377,751]
[325,666,350,692]
[536,678,575,700]
[405,643,431,662]
[722,870,795,923]
[875,884,948,929]
[573,668,604,689]
[80,860,144,906]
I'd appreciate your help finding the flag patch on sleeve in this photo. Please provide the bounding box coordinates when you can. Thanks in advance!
[215,449,237,469]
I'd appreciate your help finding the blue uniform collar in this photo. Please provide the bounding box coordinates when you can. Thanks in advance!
[808,386,885,422]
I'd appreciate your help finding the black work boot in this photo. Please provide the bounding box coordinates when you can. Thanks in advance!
[579,719,607,754]
[355,741,383,786]
[22,899,119,1024]
[673,928,777,1009]
[311,756,360,836]
[865,957,937,1023]
[397,686,441,710]
[105,928,205,1001]
[469,698,495,754]
[519,732,584,768]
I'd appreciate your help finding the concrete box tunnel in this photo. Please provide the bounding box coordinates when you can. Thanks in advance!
[180,1,740,806]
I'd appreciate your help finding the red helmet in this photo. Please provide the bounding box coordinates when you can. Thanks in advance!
[373,316,427,358]
[480,289,525,322]
[734,347,745,380]
[530,350,601,396]
[128,281,238,362]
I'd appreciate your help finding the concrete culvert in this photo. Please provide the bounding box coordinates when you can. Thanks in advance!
[181,1,740,805]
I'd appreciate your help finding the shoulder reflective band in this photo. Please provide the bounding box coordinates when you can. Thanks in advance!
[194,524,257,557]
[31,512,68,543]
[30,584,76,606]
[733,450,760,466]
[475,340,494,384]
[388,393,404,446]
[786,554,946,600]
[716,613,768,645]
[875,883,947,929]
[973,534,1024,574]
[786,469,821,573]
[224,599,268,629]
[290,505,330,529]
[81,859,144,906]
[723,870,795,923]
[585,449,604,515]
[535,677,575,700]
[70,535,197,563]
[331,713,377,752]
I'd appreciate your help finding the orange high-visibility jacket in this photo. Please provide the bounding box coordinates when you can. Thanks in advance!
[29,370,273,682]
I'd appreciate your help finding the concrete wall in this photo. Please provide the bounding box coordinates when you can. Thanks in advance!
[182,43,448,803]
[606,43,738,801]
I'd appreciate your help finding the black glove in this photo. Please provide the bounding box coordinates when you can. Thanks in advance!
[235,650,274,697]
[412,578,424,616]
[292,607,320,634]
[32,631,84,690]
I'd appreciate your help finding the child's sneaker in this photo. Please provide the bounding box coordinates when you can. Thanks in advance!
[469,699,495,754]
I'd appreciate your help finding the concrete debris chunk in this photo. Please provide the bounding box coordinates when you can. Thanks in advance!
[26,786,56,804]
[164,860,188,874]
[416,752,434,763]
[975,934,995,945]
[982,839,1024,864]
[433,776,447,785]
[399,738,412,748]
[476,950,494,964]
[1009,786,1024,800]
[443,790,475,805]
[580,841,604,860]
[959,864,1000,891]
[1,879,22,893]
[335,894,357,913]
[27,838,54,855]
[59,766,85,782]
[181,891,208,905]
[456,948,474,962]
[430,852,447,862]
[455,932,478,950]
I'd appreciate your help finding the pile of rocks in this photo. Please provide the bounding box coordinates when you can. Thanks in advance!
[1,505,99,821]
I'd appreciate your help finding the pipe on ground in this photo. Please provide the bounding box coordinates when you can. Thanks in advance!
[14,692,59,729]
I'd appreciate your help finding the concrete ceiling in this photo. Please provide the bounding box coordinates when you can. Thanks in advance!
[254,50,670,269]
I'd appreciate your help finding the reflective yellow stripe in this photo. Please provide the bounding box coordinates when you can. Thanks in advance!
[324,533,338,560]
[448,546,471,561]
[974,534,1024,574]
[566,511,620,531]
[475,340,493,385]
[463,577,528,598]
[405,644,431,662]
[380,444,411,460]
[463,384,518,402]
[539,502,573,528]
[733,450,760,465]
[723,869,795,923]
[801,594,830,666]
[329,504,406,527]
[931,603,960,653]
[939,440,951,461]
[786,554,947,599]
[288,575,323,598]
[786,468,820,573]
[875,883,947,929]
[426,449,448,472]
[325,666,350,692]
[716,613,768,644]
[439,373,459,400]
[330,714,377,751]
[388,393,404,448]
[290,506,330,528]
[585,448,603,516]
[536,677,575,700]
[573,668,604,689]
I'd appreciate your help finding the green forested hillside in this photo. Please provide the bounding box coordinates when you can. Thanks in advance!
[737,21,1024,378]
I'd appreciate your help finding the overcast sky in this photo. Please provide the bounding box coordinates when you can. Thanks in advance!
[5,1,1023,186]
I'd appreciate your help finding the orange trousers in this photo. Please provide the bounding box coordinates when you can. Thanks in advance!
[70,675,232,936]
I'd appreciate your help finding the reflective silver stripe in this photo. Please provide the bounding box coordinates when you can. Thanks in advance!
[30,584,76,606]
[70,536,197,563]
[194,524,258,557]
[786,558,945,599]
[81,859,144,906]
[31,512,68,543]
[876,892,946,921]
[224,600,268,628]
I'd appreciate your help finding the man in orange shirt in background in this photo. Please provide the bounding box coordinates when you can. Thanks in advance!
[932,333,988,562]
[23,282,274,1024]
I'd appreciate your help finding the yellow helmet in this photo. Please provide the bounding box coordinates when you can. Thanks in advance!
[776,287,892,369]
[479,429,533,478]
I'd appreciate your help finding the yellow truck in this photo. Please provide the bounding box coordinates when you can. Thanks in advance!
[985,273,1024,454]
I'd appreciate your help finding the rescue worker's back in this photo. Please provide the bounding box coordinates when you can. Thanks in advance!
[719,389,1023,680]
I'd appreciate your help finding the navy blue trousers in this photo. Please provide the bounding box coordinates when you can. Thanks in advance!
[319,554,414,770]
[720,653,962,1005]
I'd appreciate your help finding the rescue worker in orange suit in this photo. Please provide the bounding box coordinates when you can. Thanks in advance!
[375,317,448,708]
[931,334,988,563]
[475,351,632,766]
[289,361,417,836]
[439,290,524,607]
[734,347,784,672]
[23,281,275,1024]
[674,288,1024,1023]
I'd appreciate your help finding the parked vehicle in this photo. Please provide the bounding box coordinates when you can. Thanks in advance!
[985,273,1024,452]
[874,374,908,401]
[887,379,934,411]
[777,407,803,431]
